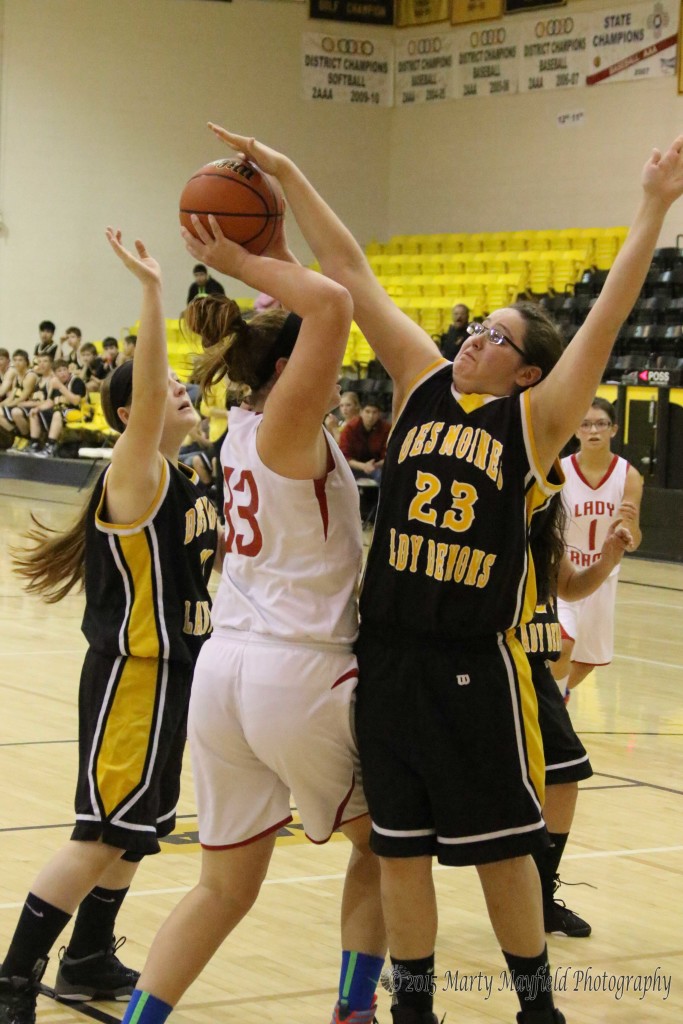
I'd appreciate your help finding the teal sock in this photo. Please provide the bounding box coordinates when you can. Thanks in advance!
[338,950,384,1012]
[121,989,173,1024]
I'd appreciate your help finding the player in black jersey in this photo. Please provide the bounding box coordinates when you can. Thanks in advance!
[0,232,218,1024]
[210,128,683,1024]
[524,495,633,940]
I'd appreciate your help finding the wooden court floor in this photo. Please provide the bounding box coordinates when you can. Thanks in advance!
[0,480,681,1024]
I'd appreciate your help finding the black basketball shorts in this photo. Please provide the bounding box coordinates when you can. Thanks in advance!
[71,649,192,856]
[532,659,593,785]
[355,628,549,866]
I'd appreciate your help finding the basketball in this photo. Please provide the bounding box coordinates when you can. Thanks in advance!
[179,158,284,255]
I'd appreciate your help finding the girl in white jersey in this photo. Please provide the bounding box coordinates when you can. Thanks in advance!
[120,213,385,1024]
[552,397,642,697]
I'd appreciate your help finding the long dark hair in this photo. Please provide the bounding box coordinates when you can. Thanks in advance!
[183,296,295,397]
[12,363,132,602]
[531,492,568,604]
[512,301,564,381]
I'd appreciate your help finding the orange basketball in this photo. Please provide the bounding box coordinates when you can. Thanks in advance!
[179,159,284,255]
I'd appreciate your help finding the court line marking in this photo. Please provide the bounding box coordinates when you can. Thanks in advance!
[611,652,682,670]
[3,844,683,912]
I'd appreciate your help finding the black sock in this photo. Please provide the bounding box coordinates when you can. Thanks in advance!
[66,886,129,959]
[2,893,71,978]
[503,946,554,1014]
[390,953,435,1013]
[532,831,569,906]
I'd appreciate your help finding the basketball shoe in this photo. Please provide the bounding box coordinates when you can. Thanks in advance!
[544,876,591,938]
[0,958,47,1024]
[330,996,378,1022]
[53,936,139,1001]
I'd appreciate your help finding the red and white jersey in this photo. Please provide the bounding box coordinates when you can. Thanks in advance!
[561,453,629,574]
[211,408,363,646]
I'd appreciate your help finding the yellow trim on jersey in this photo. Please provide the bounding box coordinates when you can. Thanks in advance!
[521,389,564,497]
[506,632,545,807]
[117,530,161,659]
[96,658,160,816]
[95,458,170,536]
[391,357,449,434]
[455,392,489,414]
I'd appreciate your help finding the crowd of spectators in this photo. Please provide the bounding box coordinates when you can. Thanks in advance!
[2,315,393,531]
[0,321,136,456]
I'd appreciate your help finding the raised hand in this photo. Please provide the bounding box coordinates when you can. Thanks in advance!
[106,229,161,286]
[642,135,683,207]
[181,214,250,280]
[602,517,635,565]
[207,124,290,180]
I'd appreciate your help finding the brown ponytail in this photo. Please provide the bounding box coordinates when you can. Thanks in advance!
[182,296,291,396]
[12,498,92,603]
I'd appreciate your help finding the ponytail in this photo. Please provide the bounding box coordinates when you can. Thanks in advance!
[12,499,92,603]
[182,296,298,396]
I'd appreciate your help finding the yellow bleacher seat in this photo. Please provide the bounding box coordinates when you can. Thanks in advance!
[462,233,485,253]
[439,234,467,253]
[418,236,443,255]
[528,231,554,251]
[507,231,534,251]
[365,241,384,256]
[483,232,509,252]
[464,255,490,275]
[441,257,467,276]
[393,235,422,255]
[528,257,554,295]
[421,257,445,276]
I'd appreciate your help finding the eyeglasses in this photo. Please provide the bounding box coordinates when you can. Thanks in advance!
[466,321,527,360]
[579,419,612,432]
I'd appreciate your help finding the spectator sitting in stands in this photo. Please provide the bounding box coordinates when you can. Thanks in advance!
[56,326,84,372]
[79,342,109,392]
[186,263,226,304]
[0,350,38,451]
[123,334,137,361]
[10,353,54,445]
[439,302,470,360]
[190,384,229,490]
[33,320,58,364]
[101,336,124,371]
[339,397,390,483]
[27,359,87,458]
[324,388,361,443]
[0,349,11,393]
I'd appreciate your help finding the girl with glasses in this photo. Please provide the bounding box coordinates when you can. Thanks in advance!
[551,398,642,700]
[191,126,683,1024]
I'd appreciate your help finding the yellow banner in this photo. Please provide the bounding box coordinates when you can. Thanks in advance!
[451,0,504,24]
[396,0,450,26]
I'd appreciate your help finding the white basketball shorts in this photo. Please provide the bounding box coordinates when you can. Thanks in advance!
[557,574,619,666]
[188,628,368,848]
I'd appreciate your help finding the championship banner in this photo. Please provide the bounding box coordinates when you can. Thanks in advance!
[451,0,504,25]
[302,32,394,103]
[586,0,678,84]
[452,19,520,94]
[518,11,590,90]
[395,33,455,102]
[396,0,450,27]
[308,0,394,24]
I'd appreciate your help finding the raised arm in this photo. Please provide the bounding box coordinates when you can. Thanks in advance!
[207,125,441,408]
[531,137,683,472]
[182,214,353,478]
[104,230,169,523]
